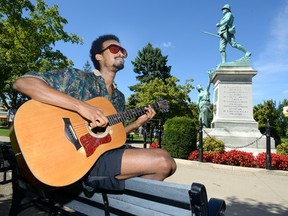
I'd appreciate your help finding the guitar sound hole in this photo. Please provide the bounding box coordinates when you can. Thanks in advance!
[91,126,106,135]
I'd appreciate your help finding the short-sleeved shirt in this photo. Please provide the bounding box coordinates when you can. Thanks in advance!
[22,68,125,112]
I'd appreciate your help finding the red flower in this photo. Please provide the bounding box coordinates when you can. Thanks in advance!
[150,142,159,148]
[187,149,288,171]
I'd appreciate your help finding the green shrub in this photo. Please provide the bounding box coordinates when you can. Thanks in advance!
[203,136,225,153]
[162,117,197,159]
[276,142,288,155]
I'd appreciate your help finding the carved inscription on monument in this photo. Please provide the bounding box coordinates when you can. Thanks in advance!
[219,84,252,119]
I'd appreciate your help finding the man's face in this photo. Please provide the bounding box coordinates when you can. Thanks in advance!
[100,40,127,71]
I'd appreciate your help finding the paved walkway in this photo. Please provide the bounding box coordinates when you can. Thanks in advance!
[166,159,288,215]
[1,136,288,215]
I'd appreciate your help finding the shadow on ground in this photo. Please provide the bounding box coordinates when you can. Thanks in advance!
[1,194,288,215]
[226,196,288,215]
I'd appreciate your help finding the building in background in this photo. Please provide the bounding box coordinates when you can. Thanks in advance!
[0,104,8,125]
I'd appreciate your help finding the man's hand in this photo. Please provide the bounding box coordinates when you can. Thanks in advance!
[134,105,156,128]
[77,101,108,128]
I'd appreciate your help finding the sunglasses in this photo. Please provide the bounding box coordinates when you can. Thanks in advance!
[100,44,128,57]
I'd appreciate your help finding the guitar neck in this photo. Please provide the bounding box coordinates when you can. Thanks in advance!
[107,103,159,126]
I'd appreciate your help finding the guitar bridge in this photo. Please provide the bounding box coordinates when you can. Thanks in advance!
[63,118,82,150]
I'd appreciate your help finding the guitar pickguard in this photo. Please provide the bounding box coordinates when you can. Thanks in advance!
[80,133,112,157]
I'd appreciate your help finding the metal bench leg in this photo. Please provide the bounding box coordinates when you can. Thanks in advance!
[8,172,25,216]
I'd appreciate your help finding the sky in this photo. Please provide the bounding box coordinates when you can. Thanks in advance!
[43,0,288,105]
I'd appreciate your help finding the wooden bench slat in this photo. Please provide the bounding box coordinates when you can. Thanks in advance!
[62,187,191,216]
[63,199,105,215]
[108,194,192,216]
[125,177,191,203]
[58,178,193,216]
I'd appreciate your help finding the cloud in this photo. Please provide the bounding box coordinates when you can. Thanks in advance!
[255,2,288,70]
[255,62,288,74]
[270,3,288,54]
[252,3,288,104]
[162,41,173,48]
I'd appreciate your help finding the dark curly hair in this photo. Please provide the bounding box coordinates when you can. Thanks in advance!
[90,34,120,70]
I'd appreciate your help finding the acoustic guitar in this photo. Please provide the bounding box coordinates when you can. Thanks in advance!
[11,97,168,187]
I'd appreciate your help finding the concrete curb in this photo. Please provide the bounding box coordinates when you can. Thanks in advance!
[0,136,10,142]
[174,158,288,176]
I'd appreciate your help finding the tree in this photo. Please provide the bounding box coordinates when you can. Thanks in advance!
[135,77,194,121]
[127,42,196,122]
[83,60,92,73]
[0,0,82,109]
[277,99,288,137]
[131,43,171,85]
[253,100,281,145]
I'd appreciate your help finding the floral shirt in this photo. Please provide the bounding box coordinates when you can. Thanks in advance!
[22,68,125,112]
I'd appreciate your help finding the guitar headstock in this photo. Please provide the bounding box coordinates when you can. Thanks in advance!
[155,99,169,112]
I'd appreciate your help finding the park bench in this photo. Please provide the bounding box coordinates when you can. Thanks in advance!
[0,141,226,216]
[0,142,12,184]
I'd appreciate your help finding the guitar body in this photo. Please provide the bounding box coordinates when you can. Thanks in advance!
[12,97,126,187]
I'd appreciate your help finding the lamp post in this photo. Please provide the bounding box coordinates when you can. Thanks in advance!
[266,120,271,170]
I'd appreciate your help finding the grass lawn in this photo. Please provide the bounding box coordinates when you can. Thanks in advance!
[126,133,145,143]
[0,127,10,136]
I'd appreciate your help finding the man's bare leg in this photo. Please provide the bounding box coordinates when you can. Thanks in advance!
[116,148,177,181]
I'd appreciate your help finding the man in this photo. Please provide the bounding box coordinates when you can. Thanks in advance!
[13,34,176,191]
[7,109,16,127]
[216,4,251,63]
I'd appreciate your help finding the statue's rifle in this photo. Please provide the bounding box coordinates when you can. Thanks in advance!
[202,31,220,38]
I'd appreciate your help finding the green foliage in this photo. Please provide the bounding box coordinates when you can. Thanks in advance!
[276,143,288,155]
[135,77,194,120]
[253,100,282,144]
[162,116,198,159]
[203,136,225,153]
[0,0,82,109]
[277,99,288,137]
[131,43,171,84]
[83,60,92,73]
[127,42,196,122]
[125,94,138,110]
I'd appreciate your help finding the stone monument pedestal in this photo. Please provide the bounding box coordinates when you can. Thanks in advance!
[208,66,274,149]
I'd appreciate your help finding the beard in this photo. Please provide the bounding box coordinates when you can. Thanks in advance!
[113,58,125,70]
[114,63,124,70]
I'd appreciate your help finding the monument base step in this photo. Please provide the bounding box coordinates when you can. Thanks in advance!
[203,128,275,149]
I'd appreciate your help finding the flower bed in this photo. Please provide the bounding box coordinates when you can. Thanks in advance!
[188,150,288,171]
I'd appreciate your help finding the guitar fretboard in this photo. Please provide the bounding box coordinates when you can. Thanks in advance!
[107,103,158,126]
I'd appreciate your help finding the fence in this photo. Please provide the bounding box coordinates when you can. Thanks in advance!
[198,120,273,170]
[140,119,273,170]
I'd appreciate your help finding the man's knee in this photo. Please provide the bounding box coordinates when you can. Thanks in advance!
[157,150,177,177]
